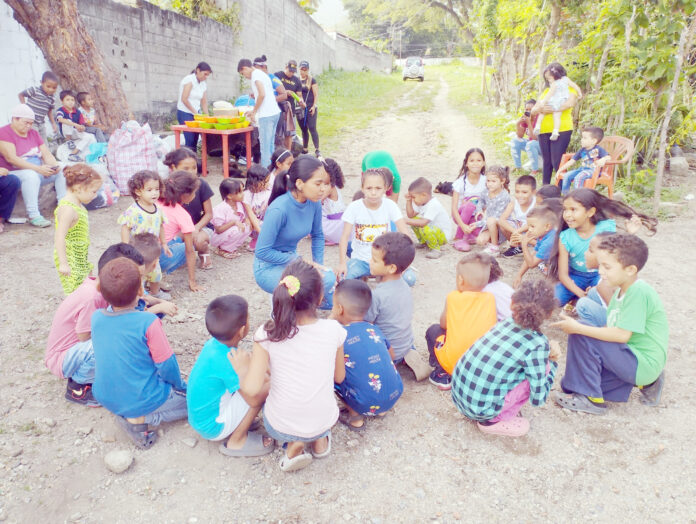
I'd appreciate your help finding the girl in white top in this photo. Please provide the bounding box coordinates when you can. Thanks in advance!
[243,164,272,251]
[452,148,487,251]
[177,62,212,150]
[321,158,346,245]
[337,169,416,286]
[241,259,346,472]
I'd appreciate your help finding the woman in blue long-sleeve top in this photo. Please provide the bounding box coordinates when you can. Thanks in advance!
[253,154,336,309]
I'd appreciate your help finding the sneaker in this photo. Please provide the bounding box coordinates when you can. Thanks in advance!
[65,379,101,408]
[151,290,172,300]
[415,242,428,250]
[502,246,523,258]
[538,261,548,275]
[29,216,51,228]
[159,280,172,292]
[315,149,322,159]
[453,239,471,252]
[639,372,665,406]
[425,249,442,259]
[554,392,607,415]
[483,244,500,255]
[429,369,452,391]
[68,154,82,162]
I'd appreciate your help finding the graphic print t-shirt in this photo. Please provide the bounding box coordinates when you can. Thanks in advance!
[341,198,403,262]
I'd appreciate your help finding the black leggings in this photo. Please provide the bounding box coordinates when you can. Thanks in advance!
[538,130,572,185]
[297,109,319,151]
[425,324,446,371]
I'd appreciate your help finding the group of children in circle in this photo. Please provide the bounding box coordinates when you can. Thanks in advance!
[47,141,667,472]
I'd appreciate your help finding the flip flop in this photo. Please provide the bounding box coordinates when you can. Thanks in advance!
[477,416,530,437]
[216,248,240,260]
[279,451,313,472]
[199,253,214,269]
[339,410,366,432]
[554,392,607,415]
[310,431,331,459]
[115,416,158,449]
[639,372,665,407]
[218,431,274,457]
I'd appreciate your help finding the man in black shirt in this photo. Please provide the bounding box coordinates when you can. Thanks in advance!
[275,60,302,150]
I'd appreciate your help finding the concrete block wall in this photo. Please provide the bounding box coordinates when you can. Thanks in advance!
[1,0,392,130]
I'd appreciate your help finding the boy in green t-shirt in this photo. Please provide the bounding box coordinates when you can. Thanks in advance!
[551,234,668,415]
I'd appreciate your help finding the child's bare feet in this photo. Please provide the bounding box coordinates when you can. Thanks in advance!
[339,407,366,431]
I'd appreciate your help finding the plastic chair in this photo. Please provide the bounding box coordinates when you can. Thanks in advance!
[554,136,635,198]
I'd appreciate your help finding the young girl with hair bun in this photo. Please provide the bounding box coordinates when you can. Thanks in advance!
[53,163,103,294]
[451,279,560,437]
[158,170,204,292]
[321,158,345,245]
[241,259,346,472]
[474,165,512,255]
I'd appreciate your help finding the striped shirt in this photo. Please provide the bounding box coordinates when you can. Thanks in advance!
[451,317,557,421]
[20,86,55,124]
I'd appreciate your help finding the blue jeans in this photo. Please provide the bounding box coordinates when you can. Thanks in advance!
[258,113,281,168]
[263,415,330,443]
[576,287,607,327]
[160,237,187,274]
[177,109,198,150]
[345,258,416,287]
[61,340,95,384]
[510,137,541,171]
[85,126,107,143]
[555,268,600,306]
[253,255,335,309]
[144,389,188,426]
[0,174,20,220]
[561,168,593,194]
[10,167,66,219]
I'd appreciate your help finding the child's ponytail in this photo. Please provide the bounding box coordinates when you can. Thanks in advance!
[566,188,658,234]
[511,280,556,332]
[263,259,323,342]
[64,163,102,189]
[160,170,199,206]
[268,154,324,206]
[486,165,510,191]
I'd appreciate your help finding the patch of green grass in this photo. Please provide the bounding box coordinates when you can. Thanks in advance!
[317,70,407,151]
[435,132,447,155]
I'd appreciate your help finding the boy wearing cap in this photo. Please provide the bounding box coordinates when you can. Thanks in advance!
[297,61,320,158]
[275,61,302,150]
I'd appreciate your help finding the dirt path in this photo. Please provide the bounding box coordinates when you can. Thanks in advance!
[1,76,695,523]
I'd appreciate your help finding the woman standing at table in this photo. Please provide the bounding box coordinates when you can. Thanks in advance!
[253,154,335,309]
[177,62,212,151]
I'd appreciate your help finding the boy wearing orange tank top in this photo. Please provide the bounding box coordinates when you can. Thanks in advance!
[425,253,498,390]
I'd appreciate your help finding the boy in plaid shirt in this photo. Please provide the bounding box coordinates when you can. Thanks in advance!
[451,280,560,437]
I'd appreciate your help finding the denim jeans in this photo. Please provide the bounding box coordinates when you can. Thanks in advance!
[61,340,95,384]
[345,259,416,287]
[144,389,188,426]
[253,255,335,309]
[555,268,600,306]
[258,113,281,168]
[160,237,187,274]
[84,126,107,143]
[510,137,541,171]
[0,174,20,220]
[10,167,66,219]
[576,287,607,327]
[177,109,198,150]
[561,167,593,194]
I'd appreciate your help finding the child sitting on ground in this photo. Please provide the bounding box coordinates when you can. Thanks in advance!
[19,71,59,141]
[187,295,274,457]
[425,253,497,390]
[473,165,512,255]
[268,148,294,185]
[498,174,537,257]
[404,177,453,259]
[129,234,179,318]
[243,164,272,251]
[513,205,558,287]
[55,90,96,162]
[452,280,560,437]
[482,256,514,321]
[118,170,171,299]
[54,164,103,294]
[558,127,609,194]
[536,184,561,202]
[211,178,254,259]
[46,243,144,407]
[574,232,616,327]
[451,148,487,252]
[76,91,107,143]
[92,257,188,449]
[364,232,432,380]
[321,158,346,245]
[553,234,668,414]
[534,65,583,141]
[242,260,347,472]
[337,169,416,286]
[331,279,404,431]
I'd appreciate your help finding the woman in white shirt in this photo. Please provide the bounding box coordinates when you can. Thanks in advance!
[238,58,281,169]
[177,62,212,150]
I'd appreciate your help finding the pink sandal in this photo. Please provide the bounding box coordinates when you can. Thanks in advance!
[477,416,530,437]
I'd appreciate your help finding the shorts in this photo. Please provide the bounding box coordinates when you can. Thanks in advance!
[263,416,331,443]
[506,218,524,230]
[145,260,163,283]
[211,391,251,441]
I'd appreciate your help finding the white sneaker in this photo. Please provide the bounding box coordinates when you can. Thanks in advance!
[483,244,500,255]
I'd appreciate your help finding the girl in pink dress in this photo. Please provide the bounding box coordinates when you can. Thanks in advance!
[211,179,254,258]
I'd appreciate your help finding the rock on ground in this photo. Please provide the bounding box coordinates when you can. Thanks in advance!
[104,450,134,474]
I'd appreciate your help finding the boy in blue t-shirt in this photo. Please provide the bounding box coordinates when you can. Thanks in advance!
[558,126,609,194]
[332,279,403,431]
[187,295,274,457]
[514,205,557,287]
[92,257,187,449]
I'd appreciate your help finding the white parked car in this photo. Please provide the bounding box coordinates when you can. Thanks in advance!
[402,56,424,82]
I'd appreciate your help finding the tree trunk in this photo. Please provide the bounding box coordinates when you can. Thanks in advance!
[617,6,637,129]
[537,0,562,92]
[6,0,130,132]
[594,36,613,92]
[653,14,696,214]
[481,45,489,99]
